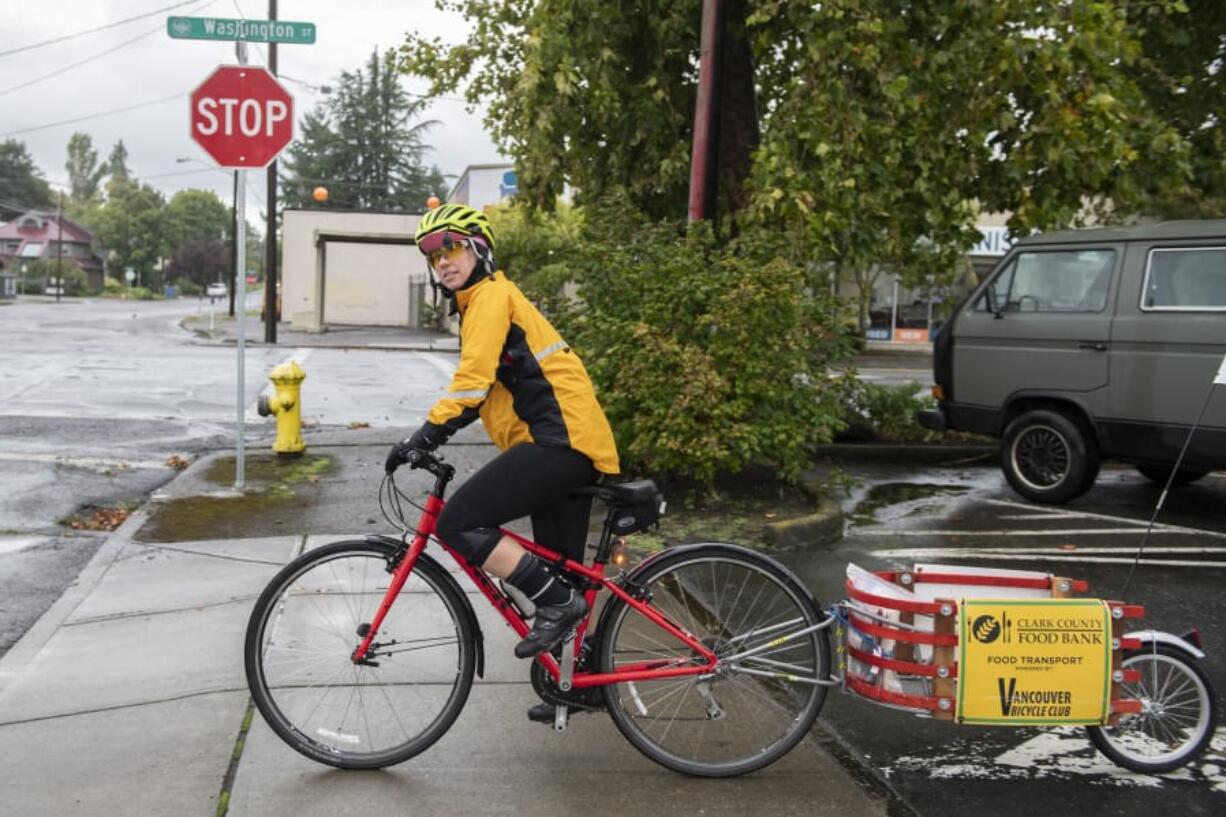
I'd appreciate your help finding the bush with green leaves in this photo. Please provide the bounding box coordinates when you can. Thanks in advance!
[838,379,936,443]
[503,197,853,484]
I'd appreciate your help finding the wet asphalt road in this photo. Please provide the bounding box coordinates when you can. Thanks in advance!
[780,459,1226,816]
[0,295,451,657]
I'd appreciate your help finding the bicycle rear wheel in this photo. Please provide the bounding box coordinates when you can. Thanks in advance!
[244,540,476,769]
[598,544,831,777]
[1086,645,1217,773]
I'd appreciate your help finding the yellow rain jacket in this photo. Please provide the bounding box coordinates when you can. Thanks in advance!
[426,271,620,475]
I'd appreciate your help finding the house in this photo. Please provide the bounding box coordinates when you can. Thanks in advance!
[0,211,106,292]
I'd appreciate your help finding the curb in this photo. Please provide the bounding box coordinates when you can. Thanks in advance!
[0,507,148,697]
[765,497,844,548]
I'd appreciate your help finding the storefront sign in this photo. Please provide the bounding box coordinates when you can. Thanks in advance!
[957,599,1112,725]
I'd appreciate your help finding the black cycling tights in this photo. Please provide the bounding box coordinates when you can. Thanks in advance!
[435,443,598,567]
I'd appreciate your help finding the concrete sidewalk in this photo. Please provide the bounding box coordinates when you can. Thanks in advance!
[0,444,899,817]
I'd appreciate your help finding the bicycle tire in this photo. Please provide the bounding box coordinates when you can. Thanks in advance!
[1086,644,1218,774]
[245,540,476,769]
[598,543,831,777]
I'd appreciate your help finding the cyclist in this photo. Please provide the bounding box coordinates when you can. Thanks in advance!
[385,203,619,718]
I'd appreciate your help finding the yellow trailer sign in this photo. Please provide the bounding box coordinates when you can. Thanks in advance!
[957,599,1112,725]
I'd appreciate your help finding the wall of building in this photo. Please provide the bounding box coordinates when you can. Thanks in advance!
[282,209,429,331]
[448,164,517,210]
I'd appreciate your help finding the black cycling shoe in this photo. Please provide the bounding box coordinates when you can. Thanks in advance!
[527,693,606,724]
[514,593,588,659]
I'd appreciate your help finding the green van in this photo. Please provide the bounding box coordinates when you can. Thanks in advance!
[918,220,1226,503]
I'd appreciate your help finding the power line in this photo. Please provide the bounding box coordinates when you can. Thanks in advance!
[0,0,202,59]
[0,0,222,98]
[0,93,184,137]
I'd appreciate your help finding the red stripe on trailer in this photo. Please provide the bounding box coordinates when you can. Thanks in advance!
[849,613,959,646]
[846,674,943,711]
[845,580,955,615]
[847,645,957,678]
[1120,638,1143,650]
[1113,698,1143,714]
[1121,668,1142,683]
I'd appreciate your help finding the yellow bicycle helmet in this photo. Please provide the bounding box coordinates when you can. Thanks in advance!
[415,203,497,254]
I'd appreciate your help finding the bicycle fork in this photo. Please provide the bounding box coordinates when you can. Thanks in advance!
[350,532,430,664]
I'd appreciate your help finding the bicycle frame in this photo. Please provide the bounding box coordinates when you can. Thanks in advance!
[351,476,719,689]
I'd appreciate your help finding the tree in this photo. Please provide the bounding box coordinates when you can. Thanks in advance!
[1126,0,1226,218]
[92,177,165,284]
[65,132,105,205]
[745,0,1192,324]
[106,140,131,183]
[167,239,228,286]
[0,139,54,210]
[401,1,703,218]
[165,189,229,249]
[281,48,448,211]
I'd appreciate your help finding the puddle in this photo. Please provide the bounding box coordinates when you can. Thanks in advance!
[849,482,970,526]
[137,454,337,542]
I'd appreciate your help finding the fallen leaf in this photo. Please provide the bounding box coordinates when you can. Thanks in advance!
[764,512,778,519]
[348,421,370,429]
[165,454,191,471]
[1059,543,1077,551]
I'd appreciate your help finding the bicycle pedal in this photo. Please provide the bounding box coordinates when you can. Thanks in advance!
[553,705,569,733]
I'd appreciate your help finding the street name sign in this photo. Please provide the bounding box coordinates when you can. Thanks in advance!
[190,66,294,168]
[167,16,316,44]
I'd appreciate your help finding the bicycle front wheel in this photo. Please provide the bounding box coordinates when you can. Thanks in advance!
[244,540,476,769]
[1086,645,1218,773]
[599,544,831,777]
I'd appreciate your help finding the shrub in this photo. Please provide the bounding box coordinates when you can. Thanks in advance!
[838,380,936,443]
[505,195,854,485]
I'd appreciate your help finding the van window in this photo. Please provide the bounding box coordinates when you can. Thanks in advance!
[977,249,1115,313]
[1142,247,1226,311]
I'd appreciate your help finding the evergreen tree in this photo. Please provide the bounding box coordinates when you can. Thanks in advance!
[107,140,131,182]
[281,48,447,211]
[0,139,54,210]
[65,132,106,205]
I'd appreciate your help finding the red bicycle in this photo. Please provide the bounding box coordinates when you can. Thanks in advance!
[244,450,835,777]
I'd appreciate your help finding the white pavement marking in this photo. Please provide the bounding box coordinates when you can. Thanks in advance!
[0,451,170,471]
[889,725,1226,789]
[997,513,1087,521]
[984,497,1226,538]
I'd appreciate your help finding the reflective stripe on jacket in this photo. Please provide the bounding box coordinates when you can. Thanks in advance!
[426,271,620,475]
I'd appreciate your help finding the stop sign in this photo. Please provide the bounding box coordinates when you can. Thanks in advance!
[191,66,293,168]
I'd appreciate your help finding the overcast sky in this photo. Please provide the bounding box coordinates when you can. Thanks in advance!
[0,0,506,216]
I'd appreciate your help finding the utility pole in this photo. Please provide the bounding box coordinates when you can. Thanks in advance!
[265,0,279,343]
[688,0,723,224]
[55,191,64,302]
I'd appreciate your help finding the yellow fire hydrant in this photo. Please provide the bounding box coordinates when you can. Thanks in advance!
[257,361,306,456]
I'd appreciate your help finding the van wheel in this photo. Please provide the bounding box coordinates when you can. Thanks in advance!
[1001,410,1098,503]
[1135,465,1210,487]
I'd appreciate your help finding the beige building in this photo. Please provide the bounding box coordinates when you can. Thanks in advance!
[283,209,431,332]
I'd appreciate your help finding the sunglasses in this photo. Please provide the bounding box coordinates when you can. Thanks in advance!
[426,242,471,267]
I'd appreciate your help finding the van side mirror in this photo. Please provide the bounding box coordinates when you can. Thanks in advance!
[983,286,1004,319]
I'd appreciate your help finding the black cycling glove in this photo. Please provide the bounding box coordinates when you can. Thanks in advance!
[384,424,445,473]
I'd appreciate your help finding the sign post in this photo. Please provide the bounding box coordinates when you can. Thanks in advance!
[188,60,294,489]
